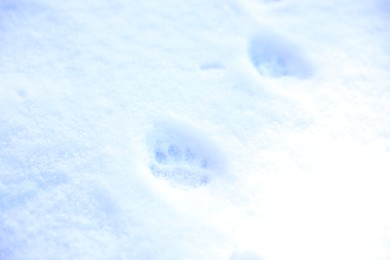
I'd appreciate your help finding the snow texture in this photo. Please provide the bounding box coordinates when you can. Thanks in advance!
[1,0,390,259]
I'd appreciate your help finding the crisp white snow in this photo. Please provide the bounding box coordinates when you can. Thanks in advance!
[1,0,389,259]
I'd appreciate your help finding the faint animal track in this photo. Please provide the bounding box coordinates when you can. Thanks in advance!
[249,32,313,78]
[148,120,225,187]
[200,62,224,70]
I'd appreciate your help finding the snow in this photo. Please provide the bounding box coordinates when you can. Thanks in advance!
[0,0,389,259]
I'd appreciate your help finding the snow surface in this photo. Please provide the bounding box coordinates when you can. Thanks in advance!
[1,0,389,259]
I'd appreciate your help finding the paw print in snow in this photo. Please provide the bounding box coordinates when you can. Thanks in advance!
[148,121,225,187]
[249,31,313,78]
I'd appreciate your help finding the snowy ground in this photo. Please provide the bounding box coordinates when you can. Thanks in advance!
[1,0,389,259]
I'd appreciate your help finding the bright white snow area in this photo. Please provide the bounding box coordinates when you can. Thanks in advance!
[1,0,390,259]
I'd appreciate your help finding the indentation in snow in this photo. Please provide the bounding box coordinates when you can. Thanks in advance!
[200,61,224,70]
[148,120,225,187]
[248,32,313,78]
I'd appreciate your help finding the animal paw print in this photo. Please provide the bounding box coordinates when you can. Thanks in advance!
[249,32,313,78]
[148,121,224,187]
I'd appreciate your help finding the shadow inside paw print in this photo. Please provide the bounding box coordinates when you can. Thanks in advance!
[249,32,313,78]
[148,121,224,187]
[152,142,211,186]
